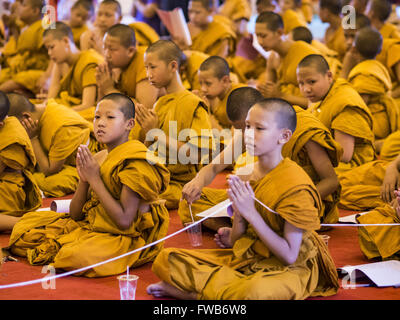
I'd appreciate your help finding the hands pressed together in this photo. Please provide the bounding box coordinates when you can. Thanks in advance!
[76,145,100,184]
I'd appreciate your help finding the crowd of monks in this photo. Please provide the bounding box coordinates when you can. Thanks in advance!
[0,0,400,300]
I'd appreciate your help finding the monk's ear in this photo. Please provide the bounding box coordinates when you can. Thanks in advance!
[0,120,4,128]
[169,60,179,72]
[279,128,292,144]
[127,46,136,59]
[326,70,333,83]
[126,118,135,131]
[276,28,284,38]
[221,74,230,85]
[21,112,32,120]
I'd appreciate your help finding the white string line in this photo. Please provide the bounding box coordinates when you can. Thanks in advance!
[1,196,399,289]
[0,208,222,290]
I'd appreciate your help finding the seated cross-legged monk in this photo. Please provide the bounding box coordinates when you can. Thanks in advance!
[7,93,171,277]
[147,98,339,300]
[0,91,41,233]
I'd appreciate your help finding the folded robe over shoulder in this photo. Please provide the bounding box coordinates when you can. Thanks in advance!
[358,204,400,260]
[380,130,400,161]
[348,59,400,140]
[130,90,214,209]
[154,158,339,299]
[0,19,49,92]
[9,140,170,277]
[0,117,41,216]
[129,22,160,48]
[33,101,91,197]
[310,78,376,173]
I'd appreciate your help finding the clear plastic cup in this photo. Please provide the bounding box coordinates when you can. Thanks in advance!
[117,274,139,300]
[184,222,203,247]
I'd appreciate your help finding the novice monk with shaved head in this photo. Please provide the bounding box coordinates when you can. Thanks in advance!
[297,54,376,174]
[96,23,159,110]
[130,40,214,209]
[43,21,104,121]
[8,93,170,277]
[147,98,339,300]
[0,91,41,233]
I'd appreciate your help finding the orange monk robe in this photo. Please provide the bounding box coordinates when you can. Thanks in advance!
[301,0,314,23]
[115,46,148,100]
[347,59,400,140]
[54,49,104,121]
[130,90,214,209]
[325,27,347,62]
[376,38,400,108]
[129,22,160,48]
[0,19,49,93]
[380,22,400,40]
[278,41,320,98]
[217,0,251,22]
[380,130,400,161]
[178,106,343,225]
[0,117,41,216]
[8,140,171,277]
[190,19,237,58]
[338,160,389,211]
[310,78,376,173]
[70,24,89,49]
[33,101,91,197]
[281,9,307,35]
[153,158,339,299]
[357,204,400,260]
[181,50,209,91]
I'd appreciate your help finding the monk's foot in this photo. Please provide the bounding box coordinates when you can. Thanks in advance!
[214,227,232,248]
[147,281,196,300]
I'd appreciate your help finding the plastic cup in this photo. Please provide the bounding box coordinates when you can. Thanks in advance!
[319,234,330,247]
[184,222,203,247]
[117,274,139,300]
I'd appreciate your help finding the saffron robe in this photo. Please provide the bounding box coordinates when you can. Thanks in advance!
[380,23,400,40]
[324,27,347,61]
[153,159,339,299]
[310,79,376,173]
[33,101,91,197]
[178,106,343,224]
[338,160,389,211]
[380,130,400,161]
[129,22,160,48]
[357,204,400,260]
[347,59,400,140]
[190,19,237,58]
[130,90,214,209]
[181,50,209,91]
[0,19,49,92]
[71,24,89,48]
[0,117,41,216]
[8,140,170,277]
[54,49,104,121]
[217,0,251,22]
[281,9,307,35]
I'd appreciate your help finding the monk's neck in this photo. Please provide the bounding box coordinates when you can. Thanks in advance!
[32,103,47,123]
[106,136,129,153]
[165,74,186,95]
[65,49,80,67]
[256,151,284,175]
[218,83,232,101]
[273,39,293,58]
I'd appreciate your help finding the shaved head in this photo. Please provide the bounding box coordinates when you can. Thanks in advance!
[199,56,230,79]
[0,91,10,121]
[146,40,183,67]
[6,93,36,119]
[297,54,330,75]
[43,21,73,41]
[99,92,135,120]
[355,27,382,59]
[106,23,136,48]
[227,87,264,122]
[255,98,297,133]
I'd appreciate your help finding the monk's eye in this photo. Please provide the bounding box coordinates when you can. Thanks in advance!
[94,115,100,119]
[107,116,115,119]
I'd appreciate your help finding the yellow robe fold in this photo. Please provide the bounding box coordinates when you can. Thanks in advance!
[70,24,88,49]
[154,158,339,299]
[190,19,237,58]
[33,101,91,197]
[55,49,104,121]
[310,78,376,173]
[278,41,320,98]
[181,50,209,91]
[129,22,160,48]
[0,19,49,92]
[357,204,400,260]
[8,140,170,277]
[380,23,400,40]
[217,0,251,22]
[281,9,307,35]
[338,160,389,210]
[0,117,41,216]
[115,46,148,99]
[347,59,400,140]
[376,38,400,108]
[380,130,400,161]
[131,90,214,209]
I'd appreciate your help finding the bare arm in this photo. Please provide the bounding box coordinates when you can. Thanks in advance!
[135,79,159,110]
[71,86,97,112]
[31,137,65,176]
[334,129,355,163]
[47,63,61,99]
[305,140,340,199]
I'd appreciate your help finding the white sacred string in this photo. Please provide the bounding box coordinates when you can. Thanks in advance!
[1,196,399,289]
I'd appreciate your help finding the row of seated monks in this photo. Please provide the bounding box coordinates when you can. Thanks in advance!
[0,0,400,299]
